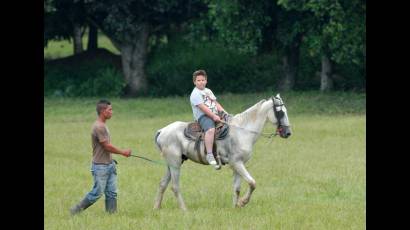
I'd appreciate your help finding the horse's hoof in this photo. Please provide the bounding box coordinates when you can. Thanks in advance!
[237,198,249,207]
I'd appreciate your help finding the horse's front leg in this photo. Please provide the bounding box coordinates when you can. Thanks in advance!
[231,161,256,207]
[232,171,241,207]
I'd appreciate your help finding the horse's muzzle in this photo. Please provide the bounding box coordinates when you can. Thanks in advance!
[278,126,291,138]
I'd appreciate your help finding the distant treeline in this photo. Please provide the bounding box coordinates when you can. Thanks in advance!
[45,0,365,97]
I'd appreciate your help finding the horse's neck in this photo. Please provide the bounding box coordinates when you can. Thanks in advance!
[232,100,271,134]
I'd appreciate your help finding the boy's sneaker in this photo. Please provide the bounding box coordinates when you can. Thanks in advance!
[206,153,217,165]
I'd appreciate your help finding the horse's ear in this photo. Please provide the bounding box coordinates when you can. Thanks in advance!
[275,93,280,98]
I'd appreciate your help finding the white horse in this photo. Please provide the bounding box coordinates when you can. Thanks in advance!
[153,94,292,210]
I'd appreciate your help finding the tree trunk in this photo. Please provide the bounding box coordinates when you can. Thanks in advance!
[279,45,300,91]
[120,24,150,96]
[87,24,98,51]
[320,55,333,91]
[278,33,302,91]
[73,23,83,54]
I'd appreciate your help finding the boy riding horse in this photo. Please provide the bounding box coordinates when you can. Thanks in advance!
[189,69,228,170]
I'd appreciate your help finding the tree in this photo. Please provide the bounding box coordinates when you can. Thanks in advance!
[44,0,88,54]
[275,8,311,91]
[87,23,98,51]
[206,0,310,91]
[85,0,207,96]
[44,0,71,48]
[278,0,366,91]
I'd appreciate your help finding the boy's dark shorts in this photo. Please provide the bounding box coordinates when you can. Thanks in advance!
[198,115,215,132]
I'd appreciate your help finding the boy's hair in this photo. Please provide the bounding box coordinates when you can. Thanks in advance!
[96,99,111,115]
[192,70,207,81]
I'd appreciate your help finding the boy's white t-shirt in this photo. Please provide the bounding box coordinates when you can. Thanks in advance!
[190,87,218,121]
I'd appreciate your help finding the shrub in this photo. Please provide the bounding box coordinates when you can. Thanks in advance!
[44,60,125,97]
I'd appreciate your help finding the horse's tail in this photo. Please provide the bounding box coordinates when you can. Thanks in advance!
[154,130,162,152]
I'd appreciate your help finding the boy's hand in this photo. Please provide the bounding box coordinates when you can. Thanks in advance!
[122,149,132,157]
[218,110,229,120]
[212,114,221,122]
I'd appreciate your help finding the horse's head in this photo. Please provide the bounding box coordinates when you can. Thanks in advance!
[267,94,292,138]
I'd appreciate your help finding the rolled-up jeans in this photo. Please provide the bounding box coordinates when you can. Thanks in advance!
[85,161,117,203]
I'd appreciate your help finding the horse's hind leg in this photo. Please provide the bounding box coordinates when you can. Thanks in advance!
[153,166,171,210]
[232,171,241,207]
[231,161,256,207]
[169,166,187,211]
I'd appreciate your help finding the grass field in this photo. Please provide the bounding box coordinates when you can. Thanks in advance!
[44,92,365,229]
[44,33,120,60]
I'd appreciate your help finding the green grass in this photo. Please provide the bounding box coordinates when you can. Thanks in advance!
[45,92,365,229]
[44,33,120,60]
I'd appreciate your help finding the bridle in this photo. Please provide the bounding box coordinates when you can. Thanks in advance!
[222,97,289,139]
[271,96,286,136]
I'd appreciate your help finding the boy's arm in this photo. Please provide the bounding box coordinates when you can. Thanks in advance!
[215,101,230,121]
[215,101,226,112]
[197,104,221,122]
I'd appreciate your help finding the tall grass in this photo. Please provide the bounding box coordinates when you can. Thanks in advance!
[45,92,365,229]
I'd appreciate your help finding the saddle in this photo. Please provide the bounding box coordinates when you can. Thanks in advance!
[184,121,229,141]
[183,114,231,166]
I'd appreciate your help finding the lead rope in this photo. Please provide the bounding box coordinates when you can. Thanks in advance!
[129,154,179,169]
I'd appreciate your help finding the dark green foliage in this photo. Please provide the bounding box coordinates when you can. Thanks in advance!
[45,0,365,95]
[146,39,282,96]
[86,0,208,44]
[44,0,87,47]
[278,0,365,67]
[44,60,125,97]
[44,38,364,97]
[295,47,321,90]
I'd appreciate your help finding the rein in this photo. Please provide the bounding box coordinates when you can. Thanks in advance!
[220,120,278,139]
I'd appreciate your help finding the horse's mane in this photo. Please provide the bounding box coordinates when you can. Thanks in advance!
[232,99,266,125]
